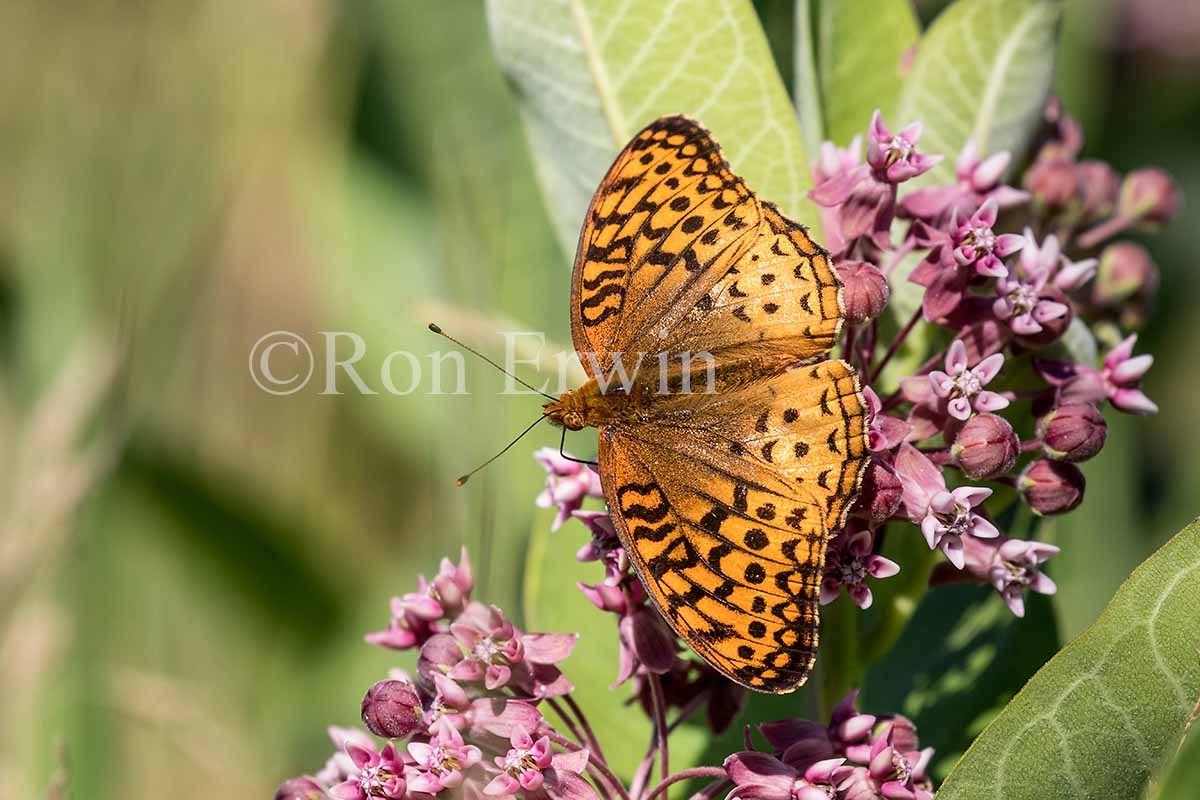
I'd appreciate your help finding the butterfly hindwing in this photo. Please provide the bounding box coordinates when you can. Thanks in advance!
[598,363,868,692]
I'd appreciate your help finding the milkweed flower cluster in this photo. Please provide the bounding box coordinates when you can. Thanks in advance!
[804,102,1174,616]
[276,551,925,800]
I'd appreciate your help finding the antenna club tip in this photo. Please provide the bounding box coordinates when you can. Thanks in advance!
[455,475,469,487]
[428,323,443,334]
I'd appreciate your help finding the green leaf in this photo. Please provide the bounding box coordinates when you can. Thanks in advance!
[816,0,920,147]
[862,584,1059,780]
[487,0,816,257]
[937,518,1200,800]
[896,0,1063,185]
[792,0,823,157]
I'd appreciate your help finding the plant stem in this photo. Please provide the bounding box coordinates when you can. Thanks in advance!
[1077,214,1132,249]
[648,674,670,784]
[564,694,607,765]
[547,697,586,746]
[644,768,728,800]
[869,307,923,384]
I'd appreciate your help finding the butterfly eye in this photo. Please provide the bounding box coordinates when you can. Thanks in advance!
[564,411,584,430]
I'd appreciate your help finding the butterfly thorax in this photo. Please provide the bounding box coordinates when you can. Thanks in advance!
[544,354,802,431]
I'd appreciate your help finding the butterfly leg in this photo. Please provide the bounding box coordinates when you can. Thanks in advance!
[559,426,599,467]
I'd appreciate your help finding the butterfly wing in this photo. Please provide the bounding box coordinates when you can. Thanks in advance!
[599,361,868,692]
[662,202,843,364]
[570,116,761,377]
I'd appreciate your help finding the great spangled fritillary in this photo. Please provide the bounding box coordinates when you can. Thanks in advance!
[544,116,868,693]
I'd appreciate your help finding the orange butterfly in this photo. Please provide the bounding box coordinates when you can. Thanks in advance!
[543,116,869,693]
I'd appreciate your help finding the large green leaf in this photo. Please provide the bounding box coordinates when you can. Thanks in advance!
[938,519,1200,800]
[815,0,920,147]
[896,0,1062,184]
[487,0,816,257]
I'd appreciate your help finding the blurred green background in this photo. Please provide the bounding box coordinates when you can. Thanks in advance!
[1,1,1197,797]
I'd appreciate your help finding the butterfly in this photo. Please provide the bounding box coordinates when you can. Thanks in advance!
[543,115,868,693]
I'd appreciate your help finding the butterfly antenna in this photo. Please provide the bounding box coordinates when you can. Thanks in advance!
[428,323,555,400]
[456,413,550,486]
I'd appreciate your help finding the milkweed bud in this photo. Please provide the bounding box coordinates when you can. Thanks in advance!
[1025,158,1078,208]
[1093,242,1158,307]
[837,260,890,322]
[951,413,1019,480]
[1074,160,1120,221]
[361,679,424,739]
[1118,168,1180,227]
[851,457,902,523]
[1039,403,1107,463]
[1019,459,1085,516]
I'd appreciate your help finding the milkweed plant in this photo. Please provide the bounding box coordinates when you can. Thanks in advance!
[276,3,1187,800]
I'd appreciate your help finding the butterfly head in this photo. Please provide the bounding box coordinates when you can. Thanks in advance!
[543,391,587,431]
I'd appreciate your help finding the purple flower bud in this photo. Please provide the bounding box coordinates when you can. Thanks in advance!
[1039,403,1107,463]
[1019,459,1085,515]
[1074,160,1120,220]
[275,777,325,800]
[1118,168,1180,227]
[837,260,890,322]
[361,679,424,739]
[1025,157,1078,207]
[851,457,903,523]
[1092,242,1159,307]
[951,413,1019,479]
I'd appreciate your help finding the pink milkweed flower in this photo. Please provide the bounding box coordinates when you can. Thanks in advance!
[808,137,893,256]
[485,727,555,795]
[861,725,934,800]
[866,110,943,184]
[1037,334,1157,415]
[330,740,408,800]
[365,550,474,651]
[963,536,1059,618]
[1101,334,1158,414]
[810,136,871,208]
[864,386,912,452]
[724,751,850,800]
[820,528,901,610]
[948,199,1025,278]
[901,138,1028,224]
[571,509,628,585]
[534,448,604,531]
[928,340,1009,421]
[895,444,998,569]
[992,234,1073,336]
[407,717,483,794]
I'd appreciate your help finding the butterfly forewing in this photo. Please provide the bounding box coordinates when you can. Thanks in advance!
[571,117,760,376]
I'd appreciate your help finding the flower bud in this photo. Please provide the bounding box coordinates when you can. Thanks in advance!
[1073,160,1120,220]
[951,413,1019,480]
[275,778,325,800]
[361,679,424,739]
[851,457,902,523]
[1019,459,1085,516]
[1092,242,1158,307]
[1039,403,1107,463]
[836,260,890,322]
[1118,168,1180,227]
[1025,158,1077,207]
